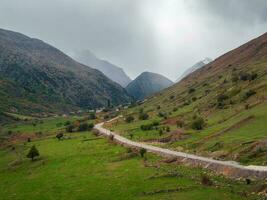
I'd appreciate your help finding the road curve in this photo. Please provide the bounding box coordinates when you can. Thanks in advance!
[94,117,267,179]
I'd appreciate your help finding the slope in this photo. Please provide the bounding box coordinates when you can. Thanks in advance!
[72,50,131,87]
[126,72,173,100]
[0,28,131,114]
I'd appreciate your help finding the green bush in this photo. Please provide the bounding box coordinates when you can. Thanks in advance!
[66,124,75,133]
[27,145,40,161]
[139,113,149,120]
[188,88,195,94]
[242,90,256,101]
[191,117,205,130]
[139,148,147,157]
[88,112,96,120]
[125,116,134,123]
[78,123,94,131]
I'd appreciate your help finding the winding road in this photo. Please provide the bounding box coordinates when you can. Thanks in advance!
[94,117,267,179]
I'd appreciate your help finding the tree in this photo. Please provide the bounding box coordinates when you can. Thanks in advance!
[88,112,96,120]
[125,116,134,123]
[56,132,64,140]
[66,124,75,132]
[191,117,205,130]
[140,148,147,158]
[139,113,149,120]
[27,145,39,161]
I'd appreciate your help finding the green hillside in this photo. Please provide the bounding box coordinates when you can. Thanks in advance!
[0,28,131,115]
[108,32,267,165]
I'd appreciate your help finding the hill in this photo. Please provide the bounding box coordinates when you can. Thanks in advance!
[0,29,131,114]
[109,32,267,165]
[72,50,131,87]
[176,58,212,82]
[126,72,173,100]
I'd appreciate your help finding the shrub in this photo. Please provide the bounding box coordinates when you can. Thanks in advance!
[139,148,147,157]
[140,124,153,131]
[201,175,213,186]
[125,116,134,123]
[27,145,40,161]
[88,112,96,120]
[64,121,71,126]
[27,138,31,142]
[191,117,205,130]
[173,107,178,112]
[242,90,256,101]
[217,94,229,102]
[56,132,64,140]
[139,113,149,120]
[158,112,167,118]
[188,88,195,94]
[170,95,175,99]
[176,119,185,128]
[109,134,114,141]
[66,124,75,133]
[129,133,133,139]
[192,97,197,101]
[158,129,163,136]
[157,105,161,110]
[166,126,170,132]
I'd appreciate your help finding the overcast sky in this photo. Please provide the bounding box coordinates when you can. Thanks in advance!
[0,0,267,81]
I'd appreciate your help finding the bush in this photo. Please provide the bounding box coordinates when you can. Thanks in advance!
[64,121,71,126]
[125,116,134,123]
[191,117,205,130]
[157,105,161,110]
[139,113,149,120]
[176,119,185,128]
[139,148,147,157]
[158,112,167,118]
[109,134,114,141]
[66,124,75,133]
[201,175,213,186]
[88,112,96,120]
[242,90,256,101]
[217,94,229,102]
[140,124,153,131]
[56,132,64,140]
[27,145,40,161]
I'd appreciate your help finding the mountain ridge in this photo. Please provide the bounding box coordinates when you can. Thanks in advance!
[72,50,131,87]
[0,28,131,114]
[126,71,173,100]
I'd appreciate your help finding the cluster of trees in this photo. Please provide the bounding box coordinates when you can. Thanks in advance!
[65,122,94,133]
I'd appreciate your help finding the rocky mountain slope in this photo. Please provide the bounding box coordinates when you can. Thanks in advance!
[176,58,212,82]
[0,29,131,114]
[126,72,173,100]
[72,50,131,87]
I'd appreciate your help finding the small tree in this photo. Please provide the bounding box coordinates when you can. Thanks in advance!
[88,112,96,120]
[140,148,147,158]
[27,145,39,161]
[125,116,134,123]
[139,113,149,120]
[66,124,75,133]
[56,132,64,140]
[191,117,205,130]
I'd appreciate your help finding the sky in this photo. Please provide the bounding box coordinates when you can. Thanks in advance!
[0,0,267,81]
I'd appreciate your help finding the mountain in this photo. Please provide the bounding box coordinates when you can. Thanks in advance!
[72,50,131,87]
[0,28,131,114]
[176,58,212,82]
[114,32,267,165]
[126,72,173,100]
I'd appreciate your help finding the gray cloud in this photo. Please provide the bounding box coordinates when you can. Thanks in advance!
[0,0,266,81]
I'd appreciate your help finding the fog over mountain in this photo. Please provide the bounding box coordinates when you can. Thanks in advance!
[72,50,131,87]
[0,0,267,81]
[176,58,213,82]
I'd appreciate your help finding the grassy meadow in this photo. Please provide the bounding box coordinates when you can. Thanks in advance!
[0,116,265,200]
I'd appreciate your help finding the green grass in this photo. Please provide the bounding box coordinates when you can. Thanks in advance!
[0,131,260,200]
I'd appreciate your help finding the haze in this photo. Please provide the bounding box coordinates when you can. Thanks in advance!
[1,0,267,81]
